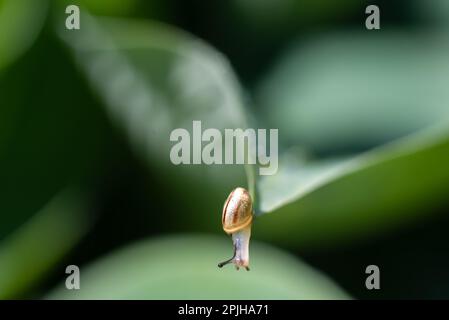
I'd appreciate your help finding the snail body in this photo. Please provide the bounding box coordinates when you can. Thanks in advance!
[218,187,253,271]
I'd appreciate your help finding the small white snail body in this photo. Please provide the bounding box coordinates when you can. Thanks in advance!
[218,187,253,271]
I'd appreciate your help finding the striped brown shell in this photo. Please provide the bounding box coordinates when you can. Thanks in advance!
[222,187,253,234]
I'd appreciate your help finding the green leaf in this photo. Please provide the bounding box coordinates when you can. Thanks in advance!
[253,32,449,248]
[0,29,117,239]
[0,190,90,299]
[57,13,255,227]
[235,0,360,29]
[258,32,449,154]
[255,123,449,248]
[0,0,48,71]
[413,0,449,27]
[47,235,350,299]
[55,0,138,16]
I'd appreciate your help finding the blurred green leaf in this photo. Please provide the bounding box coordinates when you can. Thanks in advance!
[0,0,48,71]
[258,32,449,154]
[47,235,350,299]
[234,0,360,31]
[413,0,449,27]
[252,31,449,248]
[0,190,90,299]
[256,124,449,248]
[55,0,138,16]
[57,13,256,229]
[0,28,117,239]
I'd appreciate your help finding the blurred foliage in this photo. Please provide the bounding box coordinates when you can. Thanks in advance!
[257,125,449,248]
[57,12,253,226]
[61,0,138,16]
[253,29,449,247]
[257,31,449,154]
[0,0,47,71]
[233,0,361,31]
[0,190,89,299]
[1,0,449,300]
[0,20,117,239]
[48,235,349,299]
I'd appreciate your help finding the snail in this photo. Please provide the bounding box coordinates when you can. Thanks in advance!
[218,187,253,271]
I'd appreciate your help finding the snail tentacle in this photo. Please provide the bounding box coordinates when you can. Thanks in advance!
[217,245,236,268]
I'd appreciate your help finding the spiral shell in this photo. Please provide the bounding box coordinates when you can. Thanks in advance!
[222,187,253,234]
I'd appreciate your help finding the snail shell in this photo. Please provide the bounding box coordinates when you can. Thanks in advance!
[222,187,253,234]
[218,187,253,271]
